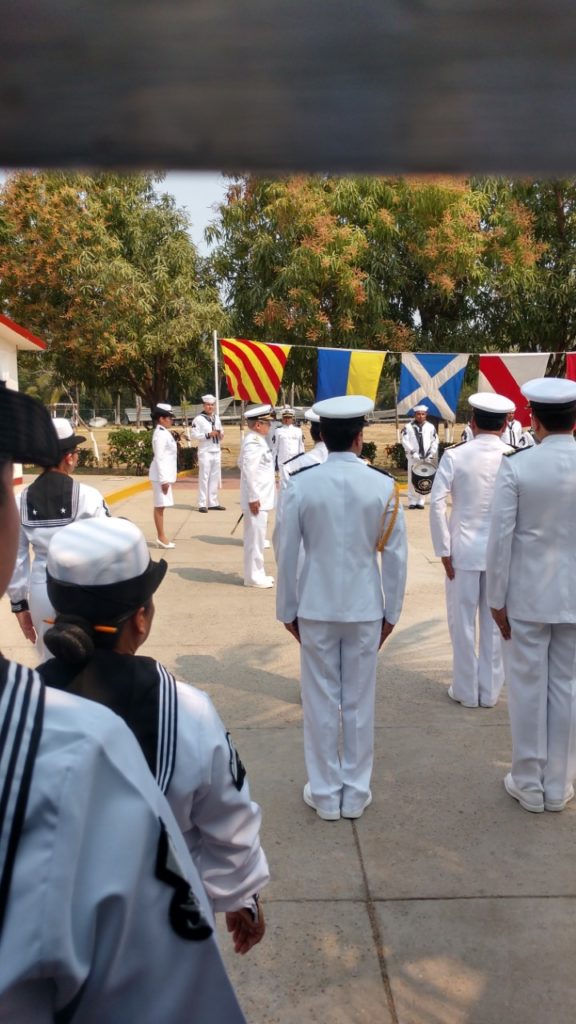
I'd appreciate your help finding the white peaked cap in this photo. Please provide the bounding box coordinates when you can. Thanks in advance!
[468,392,515,414]
[281,406,295,417]
[304,409,320,423]
[312,395,374,419]
[413,404,429,414]
[202,394,216,403]
[47,517,152,586]
[521,377,576,405]
[244,403,274,420]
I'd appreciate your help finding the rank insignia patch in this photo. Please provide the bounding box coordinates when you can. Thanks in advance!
[226,732,247,791]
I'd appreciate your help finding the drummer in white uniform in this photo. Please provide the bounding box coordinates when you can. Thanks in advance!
[190,394,225,513]
[240,404,276,589]
[401,404,439,509]
[7,417,108,660]
[148,402,178,549]
[487,377,576,814]
[276,395,407,821]
[429,392,515,709]
[40,516,269,952]
[0,384,246,1023]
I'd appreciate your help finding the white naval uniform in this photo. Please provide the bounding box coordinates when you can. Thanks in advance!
[274,422,304,476]
[401,420,439,507]
[40,652,270,914]
[190,411,223,509]
[276,453,407,816]
[486,435,576,806]
[149,424,178,506]
[503,418,523,447]
[7,480,108,660]
[0,662,245,1024]
[429,435,512,707]
[240,430,276,586]
[272,441,328,562]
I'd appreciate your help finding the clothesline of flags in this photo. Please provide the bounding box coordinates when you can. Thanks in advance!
[217,338,576,426]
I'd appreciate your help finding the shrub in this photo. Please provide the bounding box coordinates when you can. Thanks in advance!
[361,440,377,464]
[106,428,153,475]
[76,448,97,469]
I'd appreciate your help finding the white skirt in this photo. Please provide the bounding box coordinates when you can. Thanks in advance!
[151,481,174,507]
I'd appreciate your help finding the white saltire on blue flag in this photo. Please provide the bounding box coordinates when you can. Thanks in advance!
[397,353,469,421]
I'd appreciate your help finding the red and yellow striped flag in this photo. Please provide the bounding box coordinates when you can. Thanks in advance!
[220,338,292,404]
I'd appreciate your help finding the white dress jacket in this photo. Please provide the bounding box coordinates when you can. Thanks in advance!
[486,434,576,622]
[276,452,407,626]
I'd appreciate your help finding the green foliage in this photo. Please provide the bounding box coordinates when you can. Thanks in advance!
[106,428,153,475]
[0,172,228,408]
[360,440,377,463]
[76,448,97,469]
[178,446,198,471]
[385,443,408,471]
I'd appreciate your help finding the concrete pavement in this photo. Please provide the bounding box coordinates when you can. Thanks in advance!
[2,472,575,1024]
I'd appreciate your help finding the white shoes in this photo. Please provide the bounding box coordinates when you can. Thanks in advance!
[544,786,575,812]
[447,685,478,709]
[263,539,271,549]
[341,792,372,819]
[244,576,274,589]
[503,773,544,813]
[303,783,340,821]
[157,538,175,549]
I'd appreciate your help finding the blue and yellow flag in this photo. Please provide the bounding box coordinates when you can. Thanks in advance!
[316,348,386,403]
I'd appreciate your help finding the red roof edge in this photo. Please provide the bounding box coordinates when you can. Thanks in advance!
[0,313,47,350]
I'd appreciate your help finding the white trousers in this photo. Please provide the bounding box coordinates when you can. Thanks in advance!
[504,619,576,803]
[197,450,221,508]
[29,580,55,661]
[298,618,381,816]
[446,569,504,707]
[406,454,426,507]
[243,509,269,585]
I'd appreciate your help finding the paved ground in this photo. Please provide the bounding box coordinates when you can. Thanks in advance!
[3,472,575,1024]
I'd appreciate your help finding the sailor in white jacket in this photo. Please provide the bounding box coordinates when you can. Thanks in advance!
[503,408,523,447]
[429,393,515,709]
[7,418,108,660]
[273,407,304,478]
[40,516,270,953]
[273,408,328,541]
[190,394,225,513]
[276,396,407,821]
[0,385,245,1023]
[486,377,576,814]
[240,405,276,588]
[148,402,178,548]
[401,404,439,509]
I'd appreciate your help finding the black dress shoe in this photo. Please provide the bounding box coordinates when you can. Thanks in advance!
[209,505,226,511]
[198,507,208,513]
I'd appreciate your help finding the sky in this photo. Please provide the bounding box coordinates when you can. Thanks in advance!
[0,170,229,255]
[157,172,228,254]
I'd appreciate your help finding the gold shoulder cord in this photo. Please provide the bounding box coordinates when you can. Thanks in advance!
[376,482,400,552]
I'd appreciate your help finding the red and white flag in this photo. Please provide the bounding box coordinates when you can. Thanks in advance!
[566,352,576,382]
[478,353,551,426]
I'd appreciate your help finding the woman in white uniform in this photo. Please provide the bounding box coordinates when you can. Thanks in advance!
[40,516,269,954]
[148,402,178,548]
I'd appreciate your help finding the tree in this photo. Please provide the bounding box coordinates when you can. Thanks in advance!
[0,172,227,407]
[207,175,542,395]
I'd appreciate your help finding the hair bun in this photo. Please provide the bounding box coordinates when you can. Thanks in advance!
[43,614,95,666]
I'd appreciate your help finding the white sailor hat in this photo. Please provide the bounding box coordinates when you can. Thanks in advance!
[244,403,274,420]
[413,404,429,414]
[468,392,515,414]
[304,408,320,423]
[521,377,576,407]
[312,395,374,419]
[153,402,174,418]
[281,406,295,418]
[201,394,216,403]
[52,417,86,452]
[46,518,167,623]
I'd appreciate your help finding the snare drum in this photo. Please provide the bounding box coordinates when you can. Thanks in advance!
[411,459,437,495]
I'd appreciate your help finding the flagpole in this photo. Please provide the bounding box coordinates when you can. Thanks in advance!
[213,330,220,416]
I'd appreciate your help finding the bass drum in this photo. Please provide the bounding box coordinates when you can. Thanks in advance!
[411,459,437,495]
